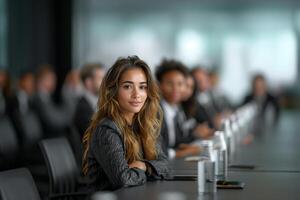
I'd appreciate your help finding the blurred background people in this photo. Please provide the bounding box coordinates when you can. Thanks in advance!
[73,63,105,138]
[192,67,223,129]
[181,72,215,139]
[155,59,201,159]
[209,70,232,113]
[62,69,84,116]
[242,74,280,127]
[32,64,72,137]
[6,71,37,144]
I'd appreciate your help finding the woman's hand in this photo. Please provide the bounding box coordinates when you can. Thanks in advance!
[128,161,147,171]
[194,123,214,139]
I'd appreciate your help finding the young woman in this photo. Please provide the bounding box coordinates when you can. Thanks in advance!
[82,56,169,191]
[181,74,216,141]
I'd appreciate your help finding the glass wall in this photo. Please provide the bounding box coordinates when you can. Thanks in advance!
[73,0,298,103]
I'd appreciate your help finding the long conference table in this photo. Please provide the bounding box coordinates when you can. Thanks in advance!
[114,111,300,200]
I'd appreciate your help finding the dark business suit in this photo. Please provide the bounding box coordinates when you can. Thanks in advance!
[32,91,71,137]
[197,91,220,120]
[243,92,280,124]
[160,107,195,156]
[182,99,214,129]
[6,92,42,148]
[73,96,94,138]
[86,118,169,191]
[6,93,25,141]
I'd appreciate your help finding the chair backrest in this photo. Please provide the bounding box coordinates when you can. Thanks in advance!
[0,168,41,200]
[66,125,83,167]
[0,115,19,170]
[21,111,43,148]
[39,137,79,195]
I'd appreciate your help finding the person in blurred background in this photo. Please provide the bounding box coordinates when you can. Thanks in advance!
[209,70,232,113]
[82,56,169,191]
[32,64,72,137]
[9,71,35,113]
[242,74,280,126]
[73,63,105,138]
[192,67,223,129]
[181,73,215,139]
[0,69,12,115]
[6,71,36,142]
[62,69,84,116]
[155,59,201,159]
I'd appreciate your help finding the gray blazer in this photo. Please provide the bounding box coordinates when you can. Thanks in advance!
[86,118,170,191]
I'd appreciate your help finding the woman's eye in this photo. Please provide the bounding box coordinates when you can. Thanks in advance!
[140,85,148,90]
[123,85,132,89]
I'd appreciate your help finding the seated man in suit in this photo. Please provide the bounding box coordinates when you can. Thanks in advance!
[6,71,37,142]
[242,74,280,131]
[155,59,201,159]
[32,64,72,137]
[73,63,105,138]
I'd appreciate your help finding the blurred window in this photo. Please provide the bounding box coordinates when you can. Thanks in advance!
[73,1,297,103]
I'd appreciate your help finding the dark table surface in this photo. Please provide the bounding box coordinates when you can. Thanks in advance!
[114,171,300,200]
[229,111,300,172]
[113,111,300,199]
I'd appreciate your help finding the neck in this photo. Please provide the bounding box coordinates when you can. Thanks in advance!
[123,113,134,125]
[164,100,178,107]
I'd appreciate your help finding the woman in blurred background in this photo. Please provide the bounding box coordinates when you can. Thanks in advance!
[243,74,280,126]
[181,73,214,139]
[82,56,169,192]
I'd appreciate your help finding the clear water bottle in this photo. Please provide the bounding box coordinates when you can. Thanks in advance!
[213,131,228,181]
[199,140,215,161]
[222,119,234,163]
[198,158,216,194]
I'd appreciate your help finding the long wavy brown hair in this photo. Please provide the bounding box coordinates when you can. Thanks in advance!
[82,56,163,175]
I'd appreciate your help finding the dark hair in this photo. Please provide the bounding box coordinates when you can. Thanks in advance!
[80,63,104,83]
[155,59,189,83]
[253,73,265,82]
[181,73,199,118]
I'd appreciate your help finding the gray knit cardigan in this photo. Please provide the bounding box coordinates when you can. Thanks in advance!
[86,118,170,191]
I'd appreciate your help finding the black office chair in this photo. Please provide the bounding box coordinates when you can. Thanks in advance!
[0,115,19,170]
[39,137,88,199]
[21,110,43,148]
[0,168,41,200]
[66,125,83,168]
[16,110,44,164]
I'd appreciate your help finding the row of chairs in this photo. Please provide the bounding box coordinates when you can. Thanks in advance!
[0,137,87,200]
[0,115,19,170]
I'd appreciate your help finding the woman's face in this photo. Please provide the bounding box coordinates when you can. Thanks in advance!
[117,68,148,123]
[159,70,186,105]
[182,76,195,101]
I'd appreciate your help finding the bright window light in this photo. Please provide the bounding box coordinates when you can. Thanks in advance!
[176,30,206,66]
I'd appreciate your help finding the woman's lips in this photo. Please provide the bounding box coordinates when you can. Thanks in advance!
[129,102,142,107]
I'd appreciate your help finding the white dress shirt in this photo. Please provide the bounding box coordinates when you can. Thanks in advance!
[161,100,178,159]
